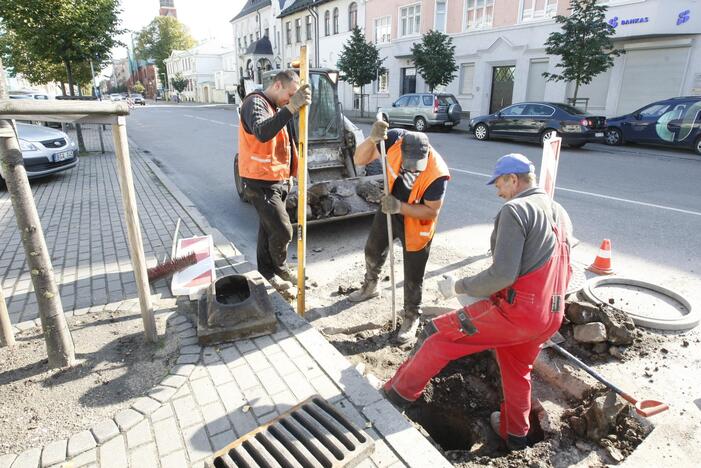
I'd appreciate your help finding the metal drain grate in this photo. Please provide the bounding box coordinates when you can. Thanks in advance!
[207,395,374,468]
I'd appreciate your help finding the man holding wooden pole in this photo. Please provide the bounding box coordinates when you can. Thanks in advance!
[237,70,311,297]
[350,122,450,343]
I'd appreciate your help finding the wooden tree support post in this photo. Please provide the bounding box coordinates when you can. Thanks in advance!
[111,116,157,342]
[0,287,15,347]
[296,46,310,316]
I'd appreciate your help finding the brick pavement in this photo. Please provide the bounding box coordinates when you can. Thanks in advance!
[0,143,451,467]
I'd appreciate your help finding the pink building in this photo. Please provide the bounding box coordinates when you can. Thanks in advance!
[363,0,701,118]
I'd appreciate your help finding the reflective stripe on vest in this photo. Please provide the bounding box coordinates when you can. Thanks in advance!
[238,93,297,181]
[386,138,451,251]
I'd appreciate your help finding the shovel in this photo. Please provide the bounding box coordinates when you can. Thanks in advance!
[544,332,668,418]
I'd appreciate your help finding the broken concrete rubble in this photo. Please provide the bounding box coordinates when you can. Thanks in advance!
[356,179,383,203]
[574,322,608,343]
[583,392,627,441]
[566,300,599,324]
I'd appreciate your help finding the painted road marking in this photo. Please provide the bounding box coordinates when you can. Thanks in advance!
[449,166,701,217]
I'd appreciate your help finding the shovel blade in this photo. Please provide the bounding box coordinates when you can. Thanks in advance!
[635,400,669,417]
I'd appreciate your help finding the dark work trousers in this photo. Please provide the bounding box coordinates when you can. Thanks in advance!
[243,180,293,280]
[363,209,432,318]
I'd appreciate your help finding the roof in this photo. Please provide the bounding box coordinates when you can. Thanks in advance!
[231,0,272,21]
[245,35,274,56]
[279,0,332,18]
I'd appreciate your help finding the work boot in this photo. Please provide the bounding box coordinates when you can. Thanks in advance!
[395,315,420,344]
[490,412,528,451]
[276,267,297,285]
[269,275,293,292]
[381,386,411,411]
[348,279,380,302]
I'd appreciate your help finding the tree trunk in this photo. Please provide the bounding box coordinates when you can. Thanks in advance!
[0,287,15,347]
[63,60,86,151]
[360,85,364,118]
[0,62,75,367]
[65,60,75,97]
[60,82,67,96]
[573,80,580,103]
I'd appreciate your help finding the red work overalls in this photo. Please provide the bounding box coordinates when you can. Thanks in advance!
[384,222,571,438]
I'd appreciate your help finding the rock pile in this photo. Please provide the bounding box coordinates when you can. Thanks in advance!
[563,300,636,360]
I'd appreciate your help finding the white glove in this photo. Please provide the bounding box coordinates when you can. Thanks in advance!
[458,294,488,307]
[437,274,456,299]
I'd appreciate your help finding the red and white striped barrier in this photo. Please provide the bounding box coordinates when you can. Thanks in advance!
[171,235,216,298]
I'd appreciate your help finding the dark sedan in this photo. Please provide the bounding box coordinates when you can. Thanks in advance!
[469,102,607,147]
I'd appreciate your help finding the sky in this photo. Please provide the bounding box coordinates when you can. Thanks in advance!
[112,0,246,61]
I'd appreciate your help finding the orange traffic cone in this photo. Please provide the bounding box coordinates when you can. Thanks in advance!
[587,239,614,275]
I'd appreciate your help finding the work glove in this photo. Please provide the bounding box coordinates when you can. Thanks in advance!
[438,274,456,299]
[369,120,389,144]
[380,194,401,215]
[285,84,312,114]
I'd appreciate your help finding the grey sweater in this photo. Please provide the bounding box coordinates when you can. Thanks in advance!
[455,187,572,297]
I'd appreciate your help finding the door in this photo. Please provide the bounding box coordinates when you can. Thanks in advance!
[626,103,670,142]
[523,104,554,138]
[401,67,417,95]
[491,103,527,137]
[490,66,515,114]
[406,95,421,123]
[390,95,410,123]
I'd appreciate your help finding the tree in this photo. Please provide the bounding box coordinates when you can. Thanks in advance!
[170,73,189,97]
[135,16,196,87]
[0,0,123,96]
[411,30,458,92]
[132,81,145,94]
[543,0,624,102]
[0,60,76,368]
[336,27,384,117]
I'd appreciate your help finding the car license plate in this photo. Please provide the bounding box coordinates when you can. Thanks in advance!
[54,151,73,162]
[445,122,454,126]
[595,132,604,137]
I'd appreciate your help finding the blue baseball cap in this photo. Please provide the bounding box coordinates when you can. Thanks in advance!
[486,153,535,185]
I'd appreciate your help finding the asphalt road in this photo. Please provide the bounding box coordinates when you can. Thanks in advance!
[126,103,701,305]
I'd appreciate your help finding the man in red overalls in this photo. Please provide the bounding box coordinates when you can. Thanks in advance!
[383,153,573,451]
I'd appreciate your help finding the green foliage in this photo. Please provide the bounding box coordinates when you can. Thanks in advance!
[0,0,123,94]
[411,30,458,92]
[543,0,624,100]
[170,73,188,93]
[135,16,195,84]
[337,27,384,89]
[132,81,145,94]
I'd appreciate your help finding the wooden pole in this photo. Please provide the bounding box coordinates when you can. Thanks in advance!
[111,116,157,342]
[296,46,309,316]
[0,287,15,347]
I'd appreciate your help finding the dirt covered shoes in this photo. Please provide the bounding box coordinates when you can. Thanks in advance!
[347,280,380,302]
[268,275,297,301]
[490,411,529,451]
[395,315,420,344]
[381,386,412,411]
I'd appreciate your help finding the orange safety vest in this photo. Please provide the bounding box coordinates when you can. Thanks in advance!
[238,92,297,181]
[386,138,450,251]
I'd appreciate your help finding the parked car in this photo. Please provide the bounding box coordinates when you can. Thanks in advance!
[469,102,607,147]
[8,91,51,100]
[379,93,462,132]
[0,123,78,181]
[131,94,146,105]
[604,96,701,155]
[109,93,123,101]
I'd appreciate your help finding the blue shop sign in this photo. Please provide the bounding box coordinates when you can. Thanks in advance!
[608,16,649,28]
[677,10,691,26]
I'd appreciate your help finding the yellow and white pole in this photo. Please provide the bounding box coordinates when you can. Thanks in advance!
[296,46,309,315]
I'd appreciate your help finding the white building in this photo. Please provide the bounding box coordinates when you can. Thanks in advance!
[230,0,280,86]
[164,42,233,102]
[214,50,239,103]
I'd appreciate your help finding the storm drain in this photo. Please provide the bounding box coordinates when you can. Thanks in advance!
[208,396,374,468]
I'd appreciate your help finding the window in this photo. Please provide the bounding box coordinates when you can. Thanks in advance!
[465,0,494,31]
[250,33,253,43]
[349,2,358,29]
[422,95,433,106]
[306,15,313,40]
[238,37,242,51]
[638,104,670,118]
[377,71,389,93]
[244,37,248,48]
[435,0,447,32]
[400,4,421,37]
[394,96,410,107]
[524,104,554,116]
[407,95,420,107]
[295,18,302,43]
[501,104,527,116]
[256,31,260,40]
[460,63,475,94]
[333,8,339,34]
[265,27,269,37]
[286,21,292,45]
[324,10,330,36]
[374,16,391,43]
[521,0,557,22]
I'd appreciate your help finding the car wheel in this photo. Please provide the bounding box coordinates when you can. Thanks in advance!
[233,153,249,203]
[541,129,558,146]
[605,127,623,146]
[414,116,427,132]
[474,123,489,141]
[695,136,701,156]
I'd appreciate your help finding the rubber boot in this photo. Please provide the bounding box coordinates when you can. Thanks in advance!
[348,279,380,302]
[382,386,411,411]
[490,411,528,451]
[395,314,420,344]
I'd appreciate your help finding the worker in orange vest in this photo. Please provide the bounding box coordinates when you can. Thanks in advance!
[349,121,450,343]
[238,70,311,295]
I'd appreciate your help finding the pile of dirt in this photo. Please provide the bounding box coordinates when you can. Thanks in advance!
[0,308,180,455]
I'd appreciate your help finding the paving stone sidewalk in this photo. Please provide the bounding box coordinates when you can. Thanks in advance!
[0,143,450,467]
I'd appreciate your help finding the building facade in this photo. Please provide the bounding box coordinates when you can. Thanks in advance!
[231,0,278,86]
[164,43,232,102]
[363,0,701,118]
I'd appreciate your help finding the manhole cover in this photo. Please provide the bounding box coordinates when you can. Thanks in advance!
[582,277,698,331]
